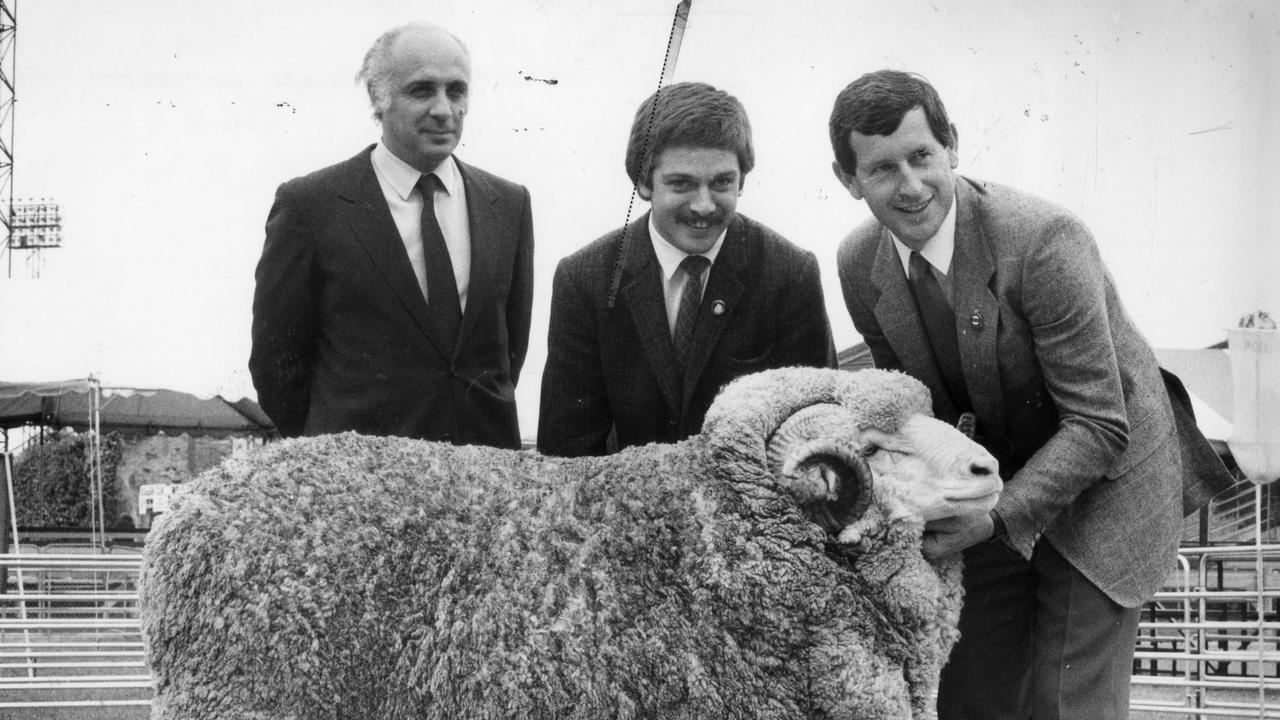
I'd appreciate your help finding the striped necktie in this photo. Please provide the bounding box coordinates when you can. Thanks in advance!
[673,255,710,367]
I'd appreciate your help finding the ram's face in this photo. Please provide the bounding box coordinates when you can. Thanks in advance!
[764,399,1000,542]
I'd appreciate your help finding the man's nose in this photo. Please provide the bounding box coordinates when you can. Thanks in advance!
[426,92,454,118]
[897,166,925,198]
[689,186,716,213]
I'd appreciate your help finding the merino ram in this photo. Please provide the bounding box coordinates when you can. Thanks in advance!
[139,368,1000,719]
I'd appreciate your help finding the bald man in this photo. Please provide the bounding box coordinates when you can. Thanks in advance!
[250,22,534,448]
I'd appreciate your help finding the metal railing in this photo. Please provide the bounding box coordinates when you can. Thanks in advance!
[1132,483,1280,718]
[0,511,1277,716]
[0,548,151,709]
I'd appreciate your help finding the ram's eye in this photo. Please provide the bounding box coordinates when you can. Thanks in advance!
[858,445,880,458]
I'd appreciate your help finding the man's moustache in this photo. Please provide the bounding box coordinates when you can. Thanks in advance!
[680,212,726,225]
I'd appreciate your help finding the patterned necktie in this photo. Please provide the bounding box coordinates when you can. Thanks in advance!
[673,255,710,368]
[908,251,970,412]
[416,173,461,350]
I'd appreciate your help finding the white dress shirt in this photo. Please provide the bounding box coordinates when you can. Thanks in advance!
[891,189,959,305]
[648,214,726,337]
[370,143,472,311]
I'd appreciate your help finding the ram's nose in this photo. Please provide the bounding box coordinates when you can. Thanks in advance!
[945,449,1002,511]
[959,446,998,480]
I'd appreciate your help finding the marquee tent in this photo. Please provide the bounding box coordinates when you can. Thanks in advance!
[0,379,275,553]
[0,379,274,440]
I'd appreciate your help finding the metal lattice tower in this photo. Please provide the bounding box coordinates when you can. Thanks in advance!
[0,1,14,278]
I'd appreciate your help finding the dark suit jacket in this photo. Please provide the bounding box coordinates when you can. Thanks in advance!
[249,146,534,449]
[838,177,1189,607]
[538,213,835,456]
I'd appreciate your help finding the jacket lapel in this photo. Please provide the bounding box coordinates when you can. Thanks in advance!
[870,229,959,419]
[340,147,449,356]
[681,216,746,409]
[454,159,503,359]
[951,181,1006,438]
[618,215,683,420]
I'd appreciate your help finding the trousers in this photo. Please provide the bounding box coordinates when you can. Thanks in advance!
[936,538,1141,719]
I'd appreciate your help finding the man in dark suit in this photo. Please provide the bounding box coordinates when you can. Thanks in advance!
[829,70,1196,718]
[538,82,834,457]
[250,22,533,449]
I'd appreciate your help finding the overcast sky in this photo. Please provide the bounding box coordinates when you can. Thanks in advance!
[1,0,1276,440]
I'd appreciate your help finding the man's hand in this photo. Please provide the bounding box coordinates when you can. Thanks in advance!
[922,512,995,561]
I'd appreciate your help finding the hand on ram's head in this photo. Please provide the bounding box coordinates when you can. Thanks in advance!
[856,414,1001,524]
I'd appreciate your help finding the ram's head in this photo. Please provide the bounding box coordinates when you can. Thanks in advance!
[704,368,1000,545]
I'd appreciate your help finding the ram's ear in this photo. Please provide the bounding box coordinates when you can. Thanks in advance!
[782,443,875,536]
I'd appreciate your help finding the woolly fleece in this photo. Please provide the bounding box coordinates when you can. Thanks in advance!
[140,368,964,719]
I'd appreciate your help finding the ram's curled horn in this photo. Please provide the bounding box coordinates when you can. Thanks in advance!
[766,403,873,534]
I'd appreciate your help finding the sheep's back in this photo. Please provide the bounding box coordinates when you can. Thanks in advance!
[142,432,906,719]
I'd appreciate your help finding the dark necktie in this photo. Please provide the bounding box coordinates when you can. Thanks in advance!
[417,173,461,350]
[908,251,970,412]
[673,255,710,367]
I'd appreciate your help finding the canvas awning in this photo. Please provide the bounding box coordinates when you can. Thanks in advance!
[0,379,275,439]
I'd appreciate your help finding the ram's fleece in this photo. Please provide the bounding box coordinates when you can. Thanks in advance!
[140,368,1000,720]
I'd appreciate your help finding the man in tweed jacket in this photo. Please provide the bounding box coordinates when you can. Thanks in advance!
[827,69,1218,719]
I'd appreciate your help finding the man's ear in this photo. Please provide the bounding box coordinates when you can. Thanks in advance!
[636,183,653,201]
[948,125,960,169]
[831,161,864,201]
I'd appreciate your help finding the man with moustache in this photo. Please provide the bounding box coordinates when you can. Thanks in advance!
[538,81,835,456]
[828,69,1227,718]
[250,22,534,448]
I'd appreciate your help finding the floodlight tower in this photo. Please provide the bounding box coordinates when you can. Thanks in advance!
[0,0,24,278]
[0,0,15,278]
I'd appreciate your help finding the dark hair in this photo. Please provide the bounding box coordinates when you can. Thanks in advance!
[828,70,955,175]
[625,82,754,190]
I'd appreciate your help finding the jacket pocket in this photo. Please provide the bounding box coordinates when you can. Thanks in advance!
[1104,404,1171,480]
[720,344,776,370]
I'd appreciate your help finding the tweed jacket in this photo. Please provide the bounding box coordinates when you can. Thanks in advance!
[538,212,836,457]
[249,145,534,449]
[838,176,1183,607]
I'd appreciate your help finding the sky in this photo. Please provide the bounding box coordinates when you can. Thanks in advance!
[0,0,1276,441]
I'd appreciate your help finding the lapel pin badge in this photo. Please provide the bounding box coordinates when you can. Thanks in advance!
[969,311,984,330]
[712,300,726,316]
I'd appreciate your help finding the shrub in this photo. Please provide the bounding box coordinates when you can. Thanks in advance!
[11,430,124,528]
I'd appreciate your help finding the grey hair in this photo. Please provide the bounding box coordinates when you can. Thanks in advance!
[356,22,471,121]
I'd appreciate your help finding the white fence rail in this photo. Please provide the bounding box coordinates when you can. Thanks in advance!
[0,549,151,709]
[2,522,1279,716]
[1132,482,1280,718]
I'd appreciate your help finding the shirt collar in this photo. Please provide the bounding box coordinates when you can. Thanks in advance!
[892,188,958,277]
[648,213,727,283]
[371,143,463,200]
